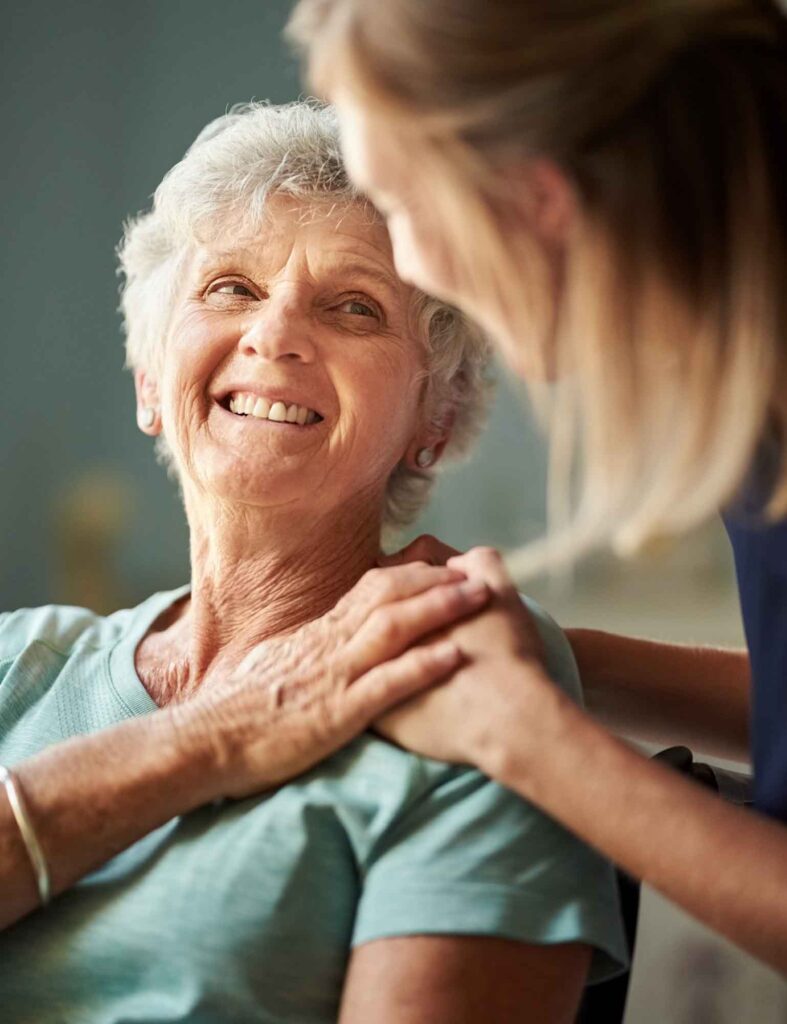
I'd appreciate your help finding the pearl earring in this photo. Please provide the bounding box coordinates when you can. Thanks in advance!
[416,448,434,469]
[139,406,156,429]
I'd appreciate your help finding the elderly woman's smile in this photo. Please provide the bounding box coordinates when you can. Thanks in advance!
[221,395,321,426]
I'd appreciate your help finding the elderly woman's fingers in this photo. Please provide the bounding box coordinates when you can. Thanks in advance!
[378,534,462,568]
[343,577,490,679]
[343,640,462,727]
[334,562,467,634]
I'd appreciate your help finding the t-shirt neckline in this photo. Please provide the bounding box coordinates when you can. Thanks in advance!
[107,585,191,717]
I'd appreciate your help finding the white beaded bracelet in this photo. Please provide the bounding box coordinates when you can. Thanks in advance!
[0,764,51,906]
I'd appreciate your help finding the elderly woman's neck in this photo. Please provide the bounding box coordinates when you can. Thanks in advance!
[183,506,382,678]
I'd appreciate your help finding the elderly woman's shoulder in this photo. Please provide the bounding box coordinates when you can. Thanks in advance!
[0,601,140,663]
[518,594,584,707]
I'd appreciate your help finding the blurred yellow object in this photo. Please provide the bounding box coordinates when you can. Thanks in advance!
[52,468,135,614]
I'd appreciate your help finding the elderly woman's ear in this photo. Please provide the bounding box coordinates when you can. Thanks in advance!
[407,409,455,471]
[134,369,162,436]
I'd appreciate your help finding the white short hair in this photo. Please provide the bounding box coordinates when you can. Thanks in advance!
[117,101,493,530]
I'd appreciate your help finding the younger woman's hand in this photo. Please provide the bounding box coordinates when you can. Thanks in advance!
[374,547,567,773]
[169,561,491,800]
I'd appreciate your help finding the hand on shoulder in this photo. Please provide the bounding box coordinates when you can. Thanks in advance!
[374,546,575,780]
[170,561,489,799]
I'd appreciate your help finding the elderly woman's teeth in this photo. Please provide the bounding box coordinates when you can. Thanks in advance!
[228,393,319,425]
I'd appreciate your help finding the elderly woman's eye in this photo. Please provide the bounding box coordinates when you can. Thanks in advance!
[338,298,380,319]
[211,282,255,297]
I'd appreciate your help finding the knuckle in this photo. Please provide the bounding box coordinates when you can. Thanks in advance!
[320,604,338,624]
[371,607,403,647]
[351,572,373,600]
[322,608,346,641]
[348,568,391,610]
[381,615,404,648]
[360,666,392,704]
[362,566,394,598]
[352,568,375,596]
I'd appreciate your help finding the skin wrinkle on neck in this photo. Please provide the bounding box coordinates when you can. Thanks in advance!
[136,494,383,707]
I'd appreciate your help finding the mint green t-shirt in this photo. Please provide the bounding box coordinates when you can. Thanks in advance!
[0,587,627,1023]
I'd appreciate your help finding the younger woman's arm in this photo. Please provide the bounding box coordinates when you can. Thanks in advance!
[566,629,750,761]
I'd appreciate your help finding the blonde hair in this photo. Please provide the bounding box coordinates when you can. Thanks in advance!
[117,101,492,532]
[289,0,787,572]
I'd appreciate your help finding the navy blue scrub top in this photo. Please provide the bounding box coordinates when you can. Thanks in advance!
[724,435,787,823]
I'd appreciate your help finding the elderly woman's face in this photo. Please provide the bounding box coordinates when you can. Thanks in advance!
[152,196,426,518]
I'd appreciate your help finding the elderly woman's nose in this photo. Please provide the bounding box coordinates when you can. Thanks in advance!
[238,307,316,362]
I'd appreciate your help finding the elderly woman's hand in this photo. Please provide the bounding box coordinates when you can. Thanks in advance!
[170,562,490,799]
[374,548,564,771]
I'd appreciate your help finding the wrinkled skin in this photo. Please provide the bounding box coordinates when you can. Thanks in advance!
[173,559,491,799]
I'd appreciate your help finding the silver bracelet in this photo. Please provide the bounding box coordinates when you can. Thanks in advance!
[0,764,51,906]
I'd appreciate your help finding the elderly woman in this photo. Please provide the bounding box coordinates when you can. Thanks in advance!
[0,102,625,1022]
